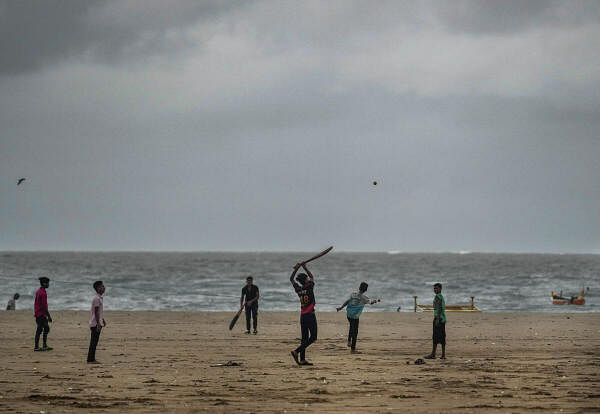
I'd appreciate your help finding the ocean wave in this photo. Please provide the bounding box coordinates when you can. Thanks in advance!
[2,252,599,313]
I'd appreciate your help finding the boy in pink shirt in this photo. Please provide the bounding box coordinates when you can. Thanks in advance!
[34,277,52,351]
[87,281,107,364]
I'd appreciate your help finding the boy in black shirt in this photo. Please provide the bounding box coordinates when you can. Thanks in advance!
[241,276,260,334]
[290,263,317,366]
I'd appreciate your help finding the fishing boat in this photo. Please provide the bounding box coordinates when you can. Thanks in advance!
[413,296,481,312]
[552,290,585,306]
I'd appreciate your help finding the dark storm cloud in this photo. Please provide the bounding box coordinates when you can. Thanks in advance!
[434,0,600,34]
[1,1,599,252]
[0,1,99,74]
[0,0,252,75]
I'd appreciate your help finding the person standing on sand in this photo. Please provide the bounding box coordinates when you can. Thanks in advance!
[290,262,317,366]
[88,281,107,364]
[6,293,20,310]
[34,277,52,351]
[425,283,446,360]
[336,282,379,353]
[241,276,260,334]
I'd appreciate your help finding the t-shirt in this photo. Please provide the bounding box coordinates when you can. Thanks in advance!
[89,294,105,328]
[346,291,370,319]
[293,281,315,314]
[433,293,446,323]
[6,299,15,310]
[34,288,49,318]
[241,284,259,306]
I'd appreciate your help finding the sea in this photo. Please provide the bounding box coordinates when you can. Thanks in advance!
[1,252,598,313]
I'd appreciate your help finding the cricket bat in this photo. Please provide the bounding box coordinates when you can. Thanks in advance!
[301,246,333,265]
[228,303,245,330]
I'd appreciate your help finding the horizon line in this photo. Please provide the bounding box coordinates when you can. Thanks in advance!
[1,249,598,255]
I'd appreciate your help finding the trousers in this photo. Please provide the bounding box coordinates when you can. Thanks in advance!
[87,327,102,362]
[295,312,317,360]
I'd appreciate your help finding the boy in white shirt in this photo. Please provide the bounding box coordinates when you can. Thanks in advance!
[87,281,107,364]
[337,282,379,353]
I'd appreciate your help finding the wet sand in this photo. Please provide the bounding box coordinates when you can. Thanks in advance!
[1,311,599,413]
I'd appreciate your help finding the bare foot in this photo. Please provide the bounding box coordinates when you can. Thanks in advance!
[440,356,446,360]
[424,354,435,359]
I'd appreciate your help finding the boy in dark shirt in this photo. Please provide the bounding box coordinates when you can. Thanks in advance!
[425,283,446,359]
[240,276,260,334]
[290,262,317,366]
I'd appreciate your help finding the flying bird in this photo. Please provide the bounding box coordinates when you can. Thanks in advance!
[17,178,26,186]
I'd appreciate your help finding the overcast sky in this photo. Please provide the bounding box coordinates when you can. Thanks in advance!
[1,0,599,252]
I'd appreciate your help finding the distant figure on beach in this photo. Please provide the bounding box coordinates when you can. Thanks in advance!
[88,280,107,364]
[34,277,53,351]
[241,276,260,334]
[6,293,20,310]
[290,262,317,366]
[336,282,379,353]
[425,283,446,360]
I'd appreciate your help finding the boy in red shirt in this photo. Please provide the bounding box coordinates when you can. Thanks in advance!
[34,277,52,351]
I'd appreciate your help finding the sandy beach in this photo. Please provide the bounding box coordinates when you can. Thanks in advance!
[1,311,599,413]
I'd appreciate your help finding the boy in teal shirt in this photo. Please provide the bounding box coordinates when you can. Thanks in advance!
[336,282,379,353]
[425,283,446,359]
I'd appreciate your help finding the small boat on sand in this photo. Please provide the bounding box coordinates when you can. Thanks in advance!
[413,296,481,312]
[552,290,585,306]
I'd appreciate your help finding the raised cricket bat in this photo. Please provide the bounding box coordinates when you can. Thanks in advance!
[301,246,333,265]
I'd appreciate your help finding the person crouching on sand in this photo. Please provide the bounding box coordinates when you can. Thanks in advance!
[88,281,107,364]
[7,293,20,310]
[290,262,317,366]
[34,277,52,351]
[425,283,446,360]
[336,282,379,353]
